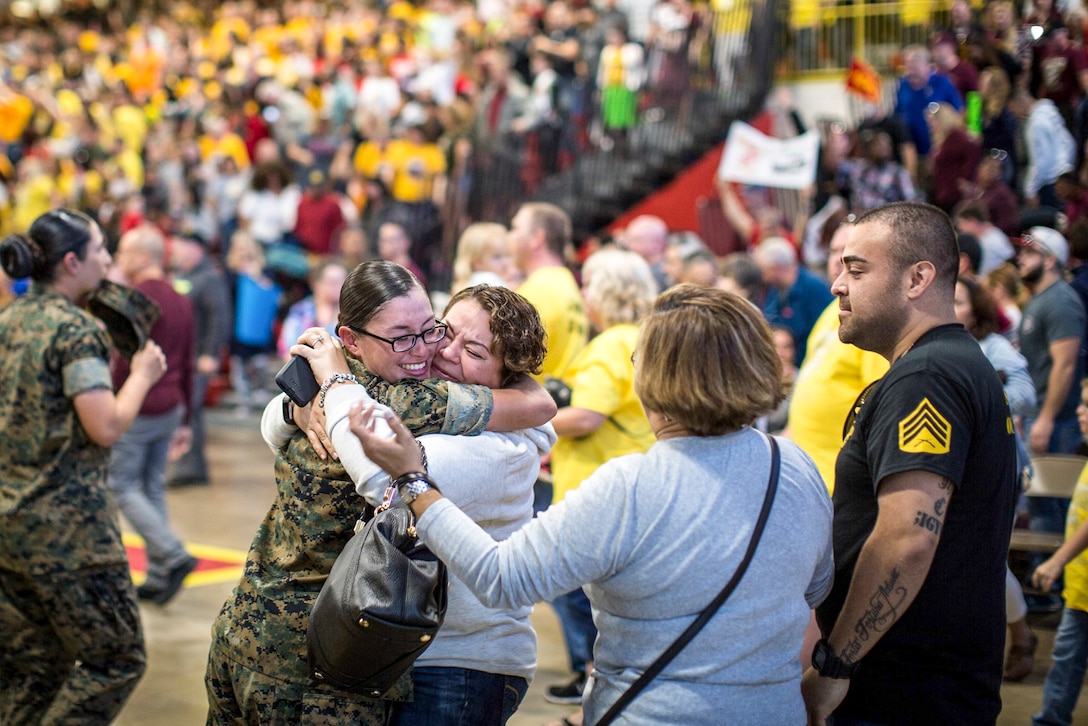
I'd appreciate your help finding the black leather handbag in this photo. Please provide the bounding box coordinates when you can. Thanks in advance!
[307,487,448,696]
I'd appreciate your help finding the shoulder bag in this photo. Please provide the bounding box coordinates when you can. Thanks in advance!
[593,435,781,726]
[307,484,448,697]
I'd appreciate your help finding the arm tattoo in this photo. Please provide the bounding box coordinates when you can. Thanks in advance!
[853,567,907,647]
[934,497,946,517]
[937,477,954,492]
[913,510,942,535]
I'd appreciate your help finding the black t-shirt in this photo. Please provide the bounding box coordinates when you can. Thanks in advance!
[815,324,1016,725]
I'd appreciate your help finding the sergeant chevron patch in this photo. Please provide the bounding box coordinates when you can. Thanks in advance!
[898,398,951,454]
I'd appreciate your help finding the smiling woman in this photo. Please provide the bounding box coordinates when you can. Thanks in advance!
[294,283,552,725]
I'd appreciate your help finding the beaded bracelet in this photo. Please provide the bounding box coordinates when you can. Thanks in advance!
[390,471,433,491]
[317,372,359,408]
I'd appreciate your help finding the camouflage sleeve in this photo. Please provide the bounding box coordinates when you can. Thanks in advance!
[56,318,113,398]
[345,358,493,435]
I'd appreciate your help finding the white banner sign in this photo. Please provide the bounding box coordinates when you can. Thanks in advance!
[716,122,820,190]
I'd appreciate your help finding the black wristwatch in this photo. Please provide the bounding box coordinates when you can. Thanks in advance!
[282,396,296,427]
[812,638,860,679]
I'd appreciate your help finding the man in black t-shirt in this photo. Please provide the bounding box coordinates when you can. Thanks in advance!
[802,202,1017,725]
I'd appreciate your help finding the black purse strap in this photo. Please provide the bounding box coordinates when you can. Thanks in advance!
[593,435,781,726]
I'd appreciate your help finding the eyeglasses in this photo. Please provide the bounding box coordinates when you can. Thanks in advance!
[988,148,1009,162]
[356,322,447,352]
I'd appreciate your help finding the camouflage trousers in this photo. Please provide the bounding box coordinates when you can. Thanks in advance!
[0,564,146,724]
[205,641,393,725]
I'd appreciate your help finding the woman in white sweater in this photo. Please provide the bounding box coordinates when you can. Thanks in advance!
[287,283,555,725]
[350,284,835,726]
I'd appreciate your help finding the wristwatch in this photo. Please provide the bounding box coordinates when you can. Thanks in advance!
[812,639,860,679]
[394,474,436,504]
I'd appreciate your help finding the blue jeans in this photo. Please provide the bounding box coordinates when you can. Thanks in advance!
[550,587,596,674]
[108,406,190,589]
[388,667,528,726]
[1034,607,1088,725]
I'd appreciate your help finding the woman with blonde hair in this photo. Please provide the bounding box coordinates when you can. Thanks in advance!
[927,101,982,213]
[543,247,662,718]
[450,222,518,293]
[979,67,1018,185]
[351,283,833,726]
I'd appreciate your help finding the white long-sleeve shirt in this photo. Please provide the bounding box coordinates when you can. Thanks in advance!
[321,385,556,680]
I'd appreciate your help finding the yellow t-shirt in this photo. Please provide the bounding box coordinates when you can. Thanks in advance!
[551,324,655,502]
[113,104,149,152]
[13,174,56,233]
[787,301,888,493]
[353,140,385,179]
[1063,470,1088,612]
[384,139,447,203]
[0,92,33,144]
[199,132,251,169]
[517,266,588,382]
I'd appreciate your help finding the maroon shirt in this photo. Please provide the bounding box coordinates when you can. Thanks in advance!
[946,61,980,101]
[931,128,982,213]
[981,182,1021,237]
[111,278,196,423]
[294,192,346,255]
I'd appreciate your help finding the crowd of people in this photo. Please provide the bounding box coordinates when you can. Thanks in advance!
[10,0,1088,723]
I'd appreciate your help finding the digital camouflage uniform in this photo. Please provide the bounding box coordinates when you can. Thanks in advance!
[207,356,492,724]
[0,287,146,724]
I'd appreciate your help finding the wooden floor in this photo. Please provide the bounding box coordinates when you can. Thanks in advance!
[112,406,1088,726]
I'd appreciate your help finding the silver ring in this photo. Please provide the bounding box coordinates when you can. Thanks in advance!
[314,336,325,345]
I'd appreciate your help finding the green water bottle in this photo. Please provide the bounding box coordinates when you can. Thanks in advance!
[966,91,982,136]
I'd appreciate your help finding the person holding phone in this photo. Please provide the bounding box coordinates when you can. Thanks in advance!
[291,283,555,725]
[206,262,554,723]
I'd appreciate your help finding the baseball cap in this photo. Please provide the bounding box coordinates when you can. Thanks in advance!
[1019,226,1069,265]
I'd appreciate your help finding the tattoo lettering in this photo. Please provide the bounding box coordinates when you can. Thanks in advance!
[934,498,946,517]
[937,477,954,492]
[841,637,863,664]
[854,567,907,644]
[914,510,942,535]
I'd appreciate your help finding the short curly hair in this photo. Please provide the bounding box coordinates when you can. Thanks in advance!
[444,284,547,386]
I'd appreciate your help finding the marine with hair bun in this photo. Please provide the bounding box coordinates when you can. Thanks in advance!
[0,209,167,723]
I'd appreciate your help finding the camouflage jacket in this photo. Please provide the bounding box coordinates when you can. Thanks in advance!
[211,357,492,699]
[0,287,122,576]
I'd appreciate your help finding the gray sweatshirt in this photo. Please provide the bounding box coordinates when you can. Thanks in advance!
[417,427,834,725]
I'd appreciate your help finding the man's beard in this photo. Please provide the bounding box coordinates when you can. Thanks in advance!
[1021,262,1044,286]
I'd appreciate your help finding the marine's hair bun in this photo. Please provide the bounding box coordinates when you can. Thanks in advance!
[0,234,45,279]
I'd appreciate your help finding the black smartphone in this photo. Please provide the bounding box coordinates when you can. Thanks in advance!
[275,355,321,407]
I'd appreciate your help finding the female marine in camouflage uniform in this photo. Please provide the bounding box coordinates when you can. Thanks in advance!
[0,210,167,723]
[206,261,554,723]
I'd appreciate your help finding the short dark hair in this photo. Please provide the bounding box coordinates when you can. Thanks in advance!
[520,203,571,258]
[954,199,990,224]
[1,209,96,282]
[856,202,959,291]
[444,284,546,386]
[1068,219,1088,262]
